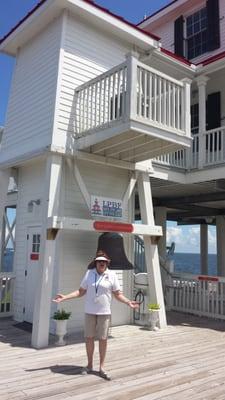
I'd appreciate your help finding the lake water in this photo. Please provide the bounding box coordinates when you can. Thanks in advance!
[2,249,218,276]
[172,253,217,275]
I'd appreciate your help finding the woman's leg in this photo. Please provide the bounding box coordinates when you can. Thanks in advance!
[85,337,95,369]
[84,314,96,370]
[99,338,107,371]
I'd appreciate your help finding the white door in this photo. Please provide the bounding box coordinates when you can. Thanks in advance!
[24,227,41,323]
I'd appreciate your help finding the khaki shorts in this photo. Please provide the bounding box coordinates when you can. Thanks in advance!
[84,313,111,340]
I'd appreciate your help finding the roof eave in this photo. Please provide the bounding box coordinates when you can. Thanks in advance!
[155,48,196,74]
[0,0,160,56]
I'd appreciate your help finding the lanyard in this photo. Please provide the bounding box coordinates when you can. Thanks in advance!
[95,273,104,296]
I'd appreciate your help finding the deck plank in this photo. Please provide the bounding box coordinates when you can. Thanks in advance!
[1,312,225,400]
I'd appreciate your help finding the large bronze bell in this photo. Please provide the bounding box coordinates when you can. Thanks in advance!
[92,232,134,270]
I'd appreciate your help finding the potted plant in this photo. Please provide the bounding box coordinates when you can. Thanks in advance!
[148,303,160,331]
[53,309,71,346]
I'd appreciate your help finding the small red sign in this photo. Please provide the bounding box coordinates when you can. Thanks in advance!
[198,275,218,282]
[93,221,133,233]
[30,253,39,261]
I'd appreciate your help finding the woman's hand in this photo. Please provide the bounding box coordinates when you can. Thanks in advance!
[127,300,140,309]
[52,294,66,303]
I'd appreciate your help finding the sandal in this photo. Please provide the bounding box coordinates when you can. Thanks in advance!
[99,370,111,381]
[81,367,92,375]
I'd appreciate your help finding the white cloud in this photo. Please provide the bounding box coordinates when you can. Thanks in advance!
[166,222,216,254]
[167,226,184,245]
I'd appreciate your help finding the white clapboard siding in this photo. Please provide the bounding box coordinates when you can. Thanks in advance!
[0,17,62,164]
[53,14,130,149]
[13,160,45,322]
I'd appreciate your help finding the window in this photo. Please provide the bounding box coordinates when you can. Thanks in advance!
[174,0,220,60]
[1,206,16,272]
[32,234,41,254]
[186,8,207,59]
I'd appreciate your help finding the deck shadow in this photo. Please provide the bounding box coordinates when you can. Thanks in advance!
[26,364,100,377]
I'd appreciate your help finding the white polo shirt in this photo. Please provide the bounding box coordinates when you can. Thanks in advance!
[80,268,121,315]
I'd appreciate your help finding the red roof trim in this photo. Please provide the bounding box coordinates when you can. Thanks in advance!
[0,0,47,45]
[137,0,179,26]
[160,47,192,66]
[82,0,160,41]
[0,0,160,47]
[197,50,225,66]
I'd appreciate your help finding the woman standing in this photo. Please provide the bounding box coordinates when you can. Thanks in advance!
[53,250,139,380]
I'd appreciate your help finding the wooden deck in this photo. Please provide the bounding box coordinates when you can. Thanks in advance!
[1,312,225,400]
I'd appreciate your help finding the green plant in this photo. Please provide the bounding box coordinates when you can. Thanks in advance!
[53,309,71,320]
[148,303,160,311]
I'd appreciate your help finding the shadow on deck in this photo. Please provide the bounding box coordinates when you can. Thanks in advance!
[1,313,225,400]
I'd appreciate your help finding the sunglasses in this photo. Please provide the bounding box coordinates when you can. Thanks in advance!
[97,260,108,264]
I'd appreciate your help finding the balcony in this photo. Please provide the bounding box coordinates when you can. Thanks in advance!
[73,55,192,163]
[153,126,225,170]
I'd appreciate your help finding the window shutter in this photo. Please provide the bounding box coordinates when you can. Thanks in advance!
[207,0,220,51]
[206,92,221,130]
[174,16,184,57]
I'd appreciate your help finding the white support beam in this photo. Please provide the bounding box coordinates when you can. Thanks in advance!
[200,224,208,275]
[137,172,167,329]
[66,158,91,211]
[122,172,138,211]
[155,207,167,260]
[196,76,209,169]
[216,216,225,277]
[31,154,63,349]
[47,216,162,237]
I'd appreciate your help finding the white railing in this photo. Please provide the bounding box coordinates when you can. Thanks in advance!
[0,273,15,317]
[136,62,185,132]
[75,62,127,136]
[166,272,225,320]
[204,126,225,166]
[153,149,186,168]
[74,55,190,138]
[153,126,225,170]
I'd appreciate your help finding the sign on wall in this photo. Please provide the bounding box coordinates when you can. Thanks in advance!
[91,196,123,219]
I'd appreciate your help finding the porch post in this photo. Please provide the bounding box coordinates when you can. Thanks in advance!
[31,154,63,348]
[200,224,208,275]
[154,207,167,260]
[0,169,10,270]
[196,76,209,169]
[137,172,167,328]
[216,216,225,276]
[125,51,139,121]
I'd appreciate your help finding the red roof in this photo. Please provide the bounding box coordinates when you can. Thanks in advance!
[160,47,192,66]
[197,50,225,66]
[0,0,160,46]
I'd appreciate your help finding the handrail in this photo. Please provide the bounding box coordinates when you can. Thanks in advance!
[74,61,127,93]
[203,126,225,135]
[137,59,184,88]
[166,272,225,320]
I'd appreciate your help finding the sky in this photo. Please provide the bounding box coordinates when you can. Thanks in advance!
[0,0,217,254]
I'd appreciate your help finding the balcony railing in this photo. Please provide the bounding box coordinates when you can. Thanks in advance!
[0,273,15,317]
[153,126,225,170]
[74,55,190,139]
[166,272,225,320]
